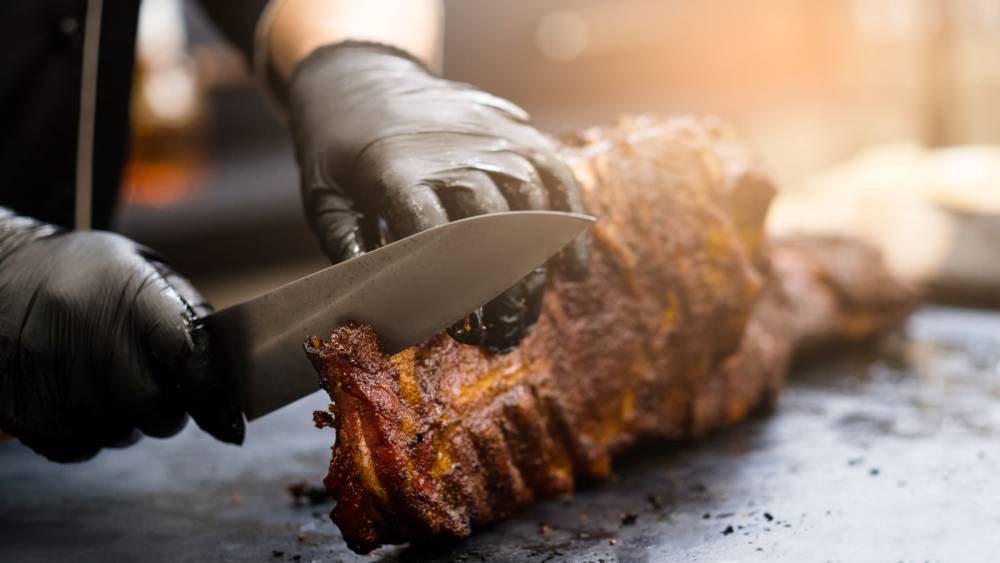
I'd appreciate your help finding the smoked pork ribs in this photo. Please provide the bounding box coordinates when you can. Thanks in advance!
[304,115,917,553]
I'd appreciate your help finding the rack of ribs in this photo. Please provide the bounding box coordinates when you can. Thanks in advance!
[304,115,917,553]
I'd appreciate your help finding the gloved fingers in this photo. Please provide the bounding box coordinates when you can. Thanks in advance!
[447,307,485,346]
[520,265,547,336]
[106,428,144,449]
[137,262,245,446]
[481,284,526,353]
[89,263,185,440]
[171,328,246,447]
[313,205,369,264]
[433,169,505,347]
[383,182,450,239]
[136,406,188,439]
[434,169,511,219]
[526,150,590,279]
[158,263,213,319]
[148,264,241,442]
[301,162,370,264]
[107,309,188,440]
[350,138,454,239]
[434,167,559,350]
[480,266,547,353]
[361,214,389,250]
[175,323,245,446]
[20,433,103,463]
[478,152,550,211]
[179,384,244,446]
[19,411,137,462]
[90,417,145,453]
[429,163,549,351]
[462,88,532,123]
[526,150,586,217]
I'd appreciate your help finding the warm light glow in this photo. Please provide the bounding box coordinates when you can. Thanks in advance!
[535,9,589,62]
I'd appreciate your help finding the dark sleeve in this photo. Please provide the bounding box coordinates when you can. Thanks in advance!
[196,0,272,60]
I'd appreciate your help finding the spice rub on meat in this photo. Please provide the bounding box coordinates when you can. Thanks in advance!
[304,115,916,553]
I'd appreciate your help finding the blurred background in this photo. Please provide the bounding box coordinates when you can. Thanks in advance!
[116,0,1000,308]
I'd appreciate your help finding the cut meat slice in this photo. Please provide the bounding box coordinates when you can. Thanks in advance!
[304,115,916,553]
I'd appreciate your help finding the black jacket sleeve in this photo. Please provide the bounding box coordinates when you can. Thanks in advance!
[196,0,272,61]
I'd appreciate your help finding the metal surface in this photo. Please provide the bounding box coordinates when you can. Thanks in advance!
[2,306,1000,562]
[205,211,593,420]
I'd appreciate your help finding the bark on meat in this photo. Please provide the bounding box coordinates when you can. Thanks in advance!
[304,115,917,553]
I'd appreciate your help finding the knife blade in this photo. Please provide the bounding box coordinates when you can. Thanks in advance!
[204,210,594,421]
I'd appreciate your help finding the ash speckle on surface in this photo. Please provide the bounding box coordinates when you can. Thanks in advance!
[646,493,664,510]
[722,525,735,535]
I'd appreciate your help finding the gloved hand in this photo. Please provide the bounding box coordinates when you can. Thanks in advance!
[285,41,589,352]
[0,208,243,462]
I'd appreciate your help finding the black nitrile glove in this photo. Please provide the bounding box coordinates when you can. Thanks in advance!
[0,208,243,462]
[286,41,589,352]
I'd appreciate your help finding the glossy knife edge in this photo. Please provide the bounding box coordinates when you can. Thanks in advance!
[203,211,595,421]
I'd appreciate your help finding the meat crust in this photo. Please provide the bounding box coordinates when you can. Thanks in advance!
[304,115,916,553]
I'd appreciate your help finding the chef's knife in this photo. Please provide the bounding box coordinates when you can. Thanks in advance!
[204,211,594,421]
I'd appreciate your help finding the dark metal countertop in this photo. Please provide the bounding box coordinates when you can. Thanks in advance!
[2,306,999,562]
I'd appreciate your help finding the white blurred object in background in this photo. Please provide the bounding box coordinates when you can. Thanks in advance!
[135,0,199,126]
[127,0,207,207]
[535,9,589,62]
[768,143,1000,302]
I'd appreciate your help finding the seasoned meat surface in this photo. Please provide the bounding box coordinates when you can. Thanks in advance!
[305,115,916,553]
